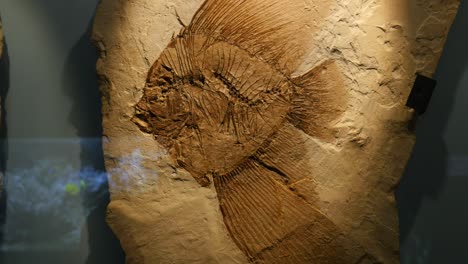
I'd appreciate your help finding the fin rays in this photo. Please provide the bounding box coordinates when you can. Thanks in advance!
[214,157,369,263]
[186,0,319,74]
[289,60,348,142]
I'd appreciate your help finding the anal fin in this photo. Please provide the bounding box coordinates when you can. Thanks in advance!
[214,158,370,263]
[288,60,348,143]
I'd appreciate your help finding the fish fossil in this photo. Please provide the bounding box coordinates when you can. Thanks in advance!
[132,0,374,262]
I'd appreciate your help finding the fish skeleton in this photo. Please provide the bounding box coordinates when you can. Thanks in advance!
[132,0,375,262]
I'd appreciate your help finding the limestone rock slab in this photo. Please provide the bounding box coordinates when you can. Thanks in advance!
[93,0,460,263]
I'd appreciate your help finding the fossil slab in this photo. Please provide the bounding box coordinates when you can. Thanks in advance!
[93,0,460,263]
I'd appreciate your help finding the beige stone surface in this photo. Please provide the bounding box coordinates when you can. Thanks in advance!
[93,0,460,263]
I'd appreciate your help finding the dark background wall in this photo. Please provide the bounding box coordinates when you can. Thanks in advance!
[0,0,123,263]
[397,1,468,263]
[0,0,466,263]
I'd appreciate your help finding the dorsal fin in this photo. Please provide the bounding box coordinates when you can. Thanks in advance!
[185,0,332,76]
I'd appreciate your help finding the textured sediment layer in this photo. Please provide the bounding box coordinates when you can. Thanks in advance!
[93,0,460,263]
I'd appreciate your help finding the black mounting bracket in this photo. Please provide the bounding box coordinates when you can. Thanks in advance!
[406,74,437,115]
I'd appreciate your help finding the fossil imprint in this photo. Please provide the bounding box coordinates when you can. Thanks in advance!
[132,0,372,262]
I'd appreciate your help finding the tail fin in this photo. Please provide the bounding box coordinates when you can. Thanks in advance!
[288,60,348,143]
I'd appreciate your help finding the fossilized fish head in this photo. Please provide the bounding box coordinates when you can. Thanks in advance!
[133,36,295,185]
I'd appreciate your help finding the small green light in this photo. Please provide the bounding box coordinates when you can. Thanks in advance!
[65,183,80,196]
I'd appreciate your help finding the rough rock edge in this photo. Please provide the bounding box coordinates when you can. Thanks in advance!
[91,1,461,263]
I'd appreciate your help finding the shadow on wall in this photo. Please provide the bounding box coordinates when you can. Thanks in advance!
[61,17,125,264]
[0,39,10,264]
[0,1,125,262]
[397,1,468,263]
